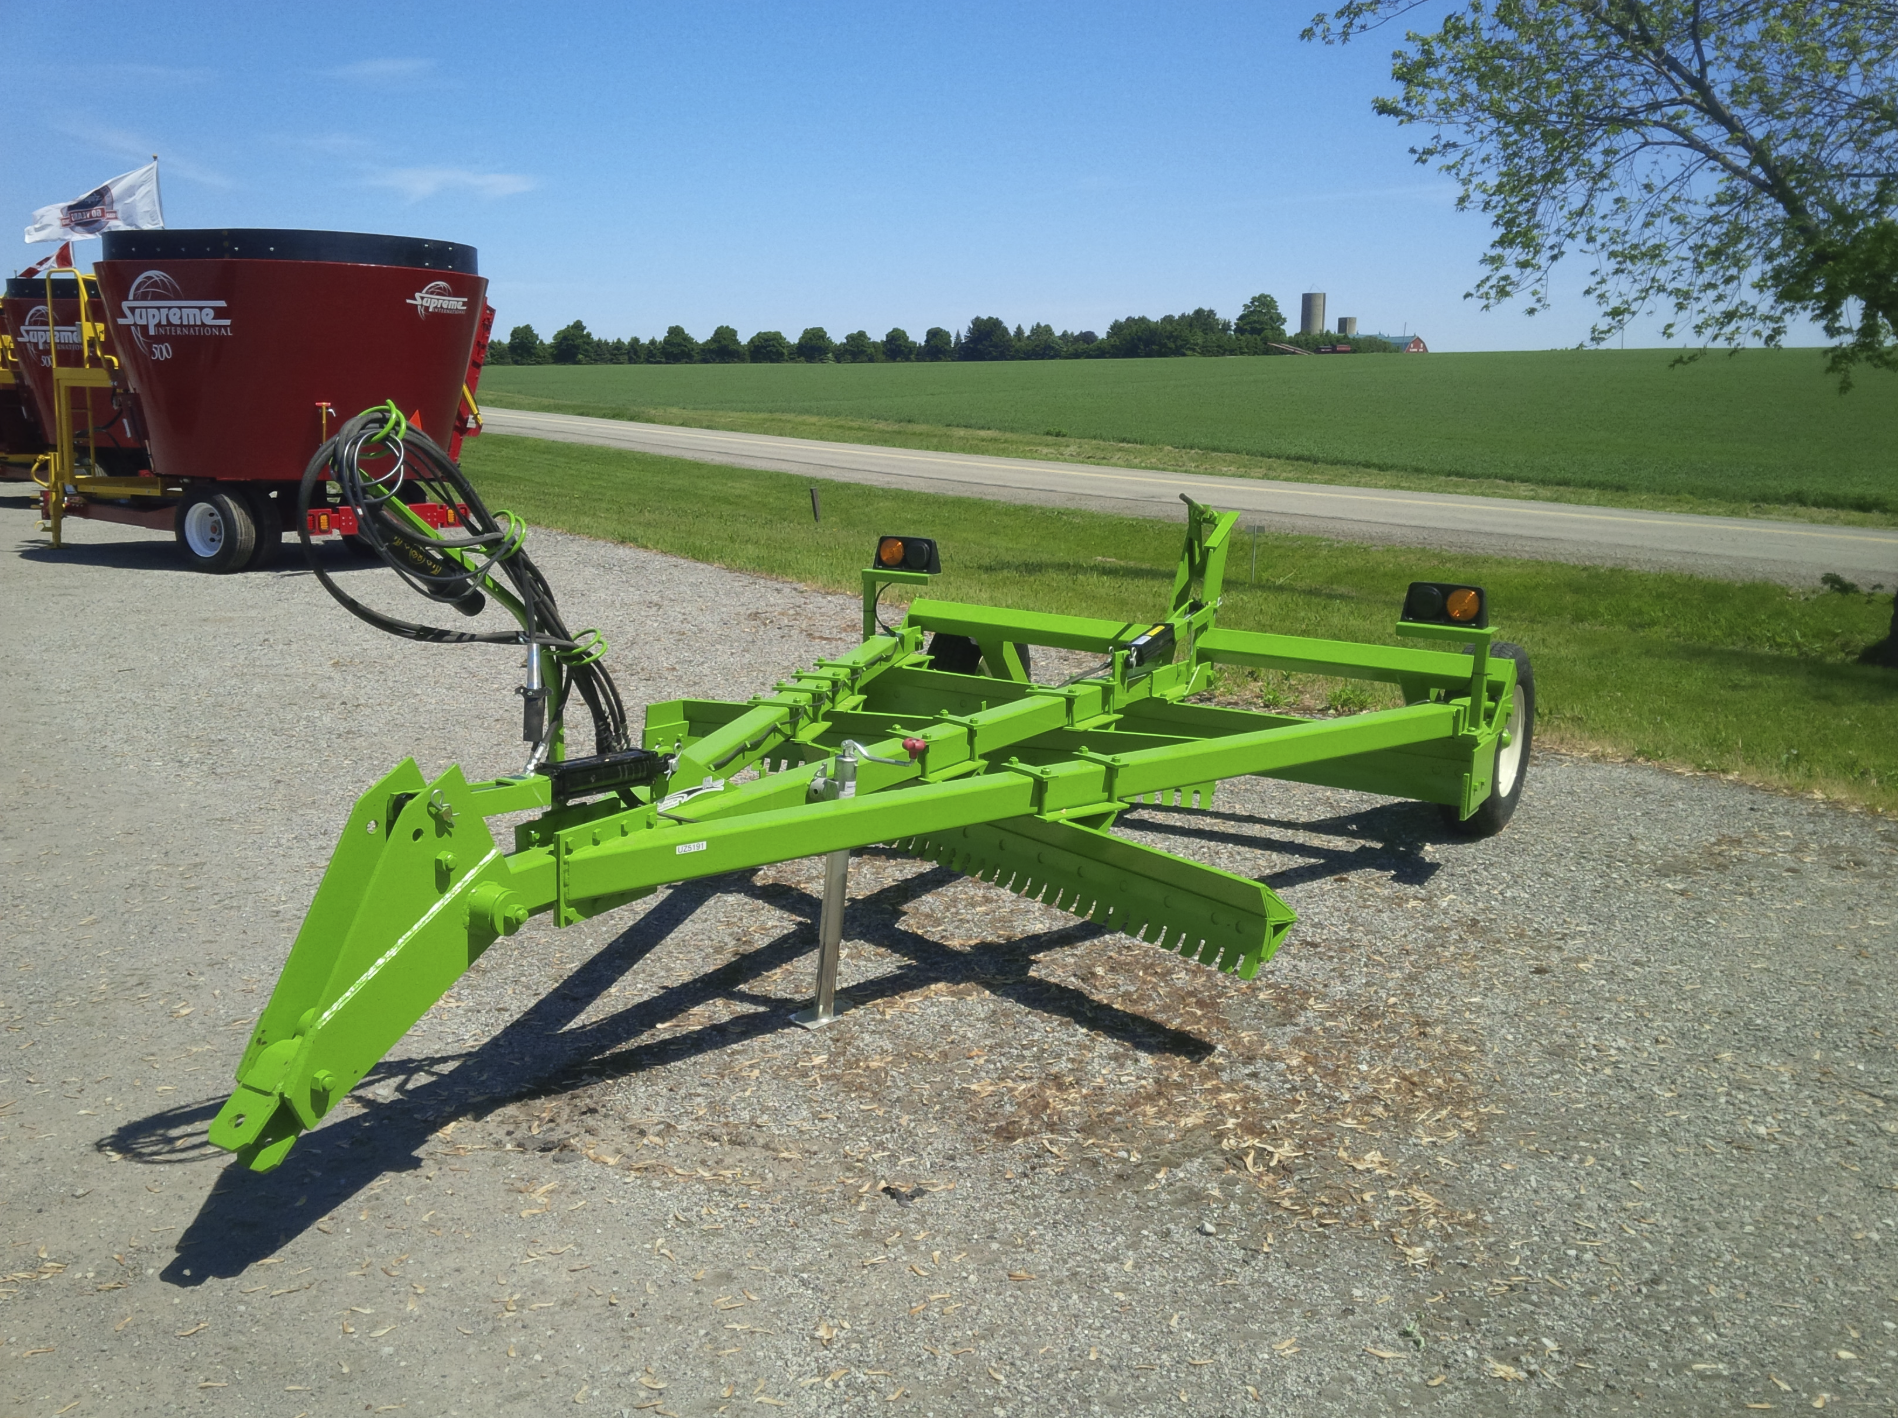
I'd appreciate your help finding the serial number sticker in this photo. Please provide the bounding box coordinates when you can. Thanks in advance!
[675,841,708,855]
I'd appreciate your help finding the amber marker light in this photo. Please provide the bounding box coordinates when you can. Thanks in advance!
[1401,580,1488,628]
[871,535,941,573]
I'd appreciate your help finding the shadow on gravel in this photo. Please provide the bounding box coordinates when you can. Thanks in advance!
[15,538,379,575]
[16,539,190,572]
[120,856,1209,1285]
[1129,799,1448,890]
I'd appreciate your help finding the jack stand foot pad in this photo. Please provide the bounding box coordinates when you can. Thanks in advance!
[792,996,855,1030]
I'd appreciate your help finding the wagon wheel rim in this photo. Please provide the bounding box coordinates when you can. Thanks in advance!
[183,501,225,558]
[1494,693,1526,796]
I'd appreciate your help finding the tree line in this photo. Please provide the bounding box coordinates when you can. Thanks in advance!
[485,294,1400,365]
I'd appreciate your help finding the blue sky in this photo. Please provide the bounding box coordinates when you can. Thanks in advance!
[6,1,1818,351]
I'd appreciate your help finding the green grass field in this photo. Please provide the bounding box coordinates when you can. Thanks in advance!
[460,433,1898,813]
[481,350,1898,516]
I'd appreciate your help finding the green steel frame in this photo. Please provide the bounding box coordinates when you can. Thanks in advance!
[209,500,1522,1172]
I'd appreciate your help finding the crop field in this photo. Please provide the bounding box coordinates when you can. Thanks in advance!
[460,434,1898,811]
[481,349,1898,515]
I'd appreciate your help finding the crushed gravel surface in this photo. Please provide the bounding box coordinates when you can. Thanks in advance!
[3,496,1896,1417]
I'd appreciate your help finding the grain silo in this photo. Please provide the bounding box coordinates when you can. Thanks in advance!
[1300,293,1326,336]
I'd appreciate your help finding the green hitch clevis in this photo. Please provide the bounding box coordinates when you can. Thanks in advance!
[210,761,522,1172]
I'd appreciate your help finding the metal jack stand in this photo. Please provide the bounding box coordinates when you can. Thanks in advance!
[793,849,854,1028]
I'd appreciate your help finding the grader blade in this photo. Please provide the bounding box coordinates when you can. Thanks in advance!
[893,815,1294,978]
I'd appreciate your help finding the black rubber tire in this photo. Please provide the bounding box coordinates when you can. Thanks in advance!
[1439,641,1534,838]
[174,488,256,574]
[926,632,1032,679]
[244,488,285,571]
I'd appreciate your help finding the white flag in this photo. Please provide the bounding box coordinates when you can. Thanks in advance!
[25,161,164,244]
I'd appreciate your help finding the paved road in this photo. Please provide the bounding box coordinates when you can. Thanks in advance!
[485,406,1898,587]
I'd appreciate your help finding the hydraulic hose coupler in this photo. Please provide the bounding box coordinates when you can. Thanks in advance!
[519,687,548,742]
[519,638,547,742]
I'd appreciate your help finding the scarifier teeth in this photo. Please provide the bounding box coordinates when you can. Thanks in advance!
[891,813,1293,979]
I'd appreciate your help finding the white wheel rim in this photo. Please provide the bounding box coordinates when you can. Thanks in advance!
[1495,693,1526,796]
[183,502,225,558]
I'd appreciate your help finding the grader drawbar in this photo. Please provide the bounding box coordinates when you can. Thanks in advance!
[208,406,1533,1172]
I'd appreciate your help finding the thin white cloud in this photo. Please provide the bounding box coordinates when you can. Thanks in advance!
[326,57,436,82]
[52,122,234,189]
[366,167,537,201]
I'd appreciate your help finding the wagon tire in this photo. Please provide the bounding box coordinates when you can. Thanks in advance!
[174,488,257,574]
[1439,642,1534,838]
[244,488,285,571]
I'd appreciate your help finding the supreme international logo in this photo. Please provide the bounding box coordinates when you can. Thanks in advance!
[406,280,468,318]
[115,270,231,353]
[18,307,81,364]
[20,306,82,349]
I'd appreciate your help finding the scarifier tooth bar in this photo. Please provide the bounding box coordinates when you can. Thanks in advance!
[892,815,1294,979]
[1126,782,1214,809]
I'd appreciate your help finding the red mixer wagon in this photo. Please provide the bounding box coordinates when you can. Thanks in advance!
[0,274,138,483]
[37,228,492,571]
[0,329,48,474]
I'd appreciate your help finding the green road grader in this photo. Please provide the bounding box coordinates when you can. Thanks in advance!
[209,407,1533,1173]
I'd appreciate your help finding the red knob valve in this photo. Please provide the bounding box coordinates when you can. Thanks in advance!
[902,737,928,760]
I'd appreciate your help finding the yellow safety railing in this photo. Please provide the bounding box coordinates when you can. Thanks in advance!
[0,332,48,479]
[34,266,176,547]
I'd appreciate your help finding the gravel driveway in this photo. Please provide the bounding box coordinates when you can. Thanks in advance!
[2,496,1895,1417]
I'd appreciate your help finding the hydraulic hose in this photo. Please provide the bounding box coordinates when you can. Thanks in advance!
[297,403,630,764]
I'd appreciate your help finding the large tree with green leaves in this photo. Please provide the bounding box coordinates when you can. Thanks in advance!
[747,329,790,363]
[659,324,701,364]
[837,329,881,362]
[1307,0,1898,660]
[795,327,834,363]
[959,316,1016,361]
[550,319,598,365]
[1235,293,1287,342]
[506,323,546,365]
[701,324,748,363]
